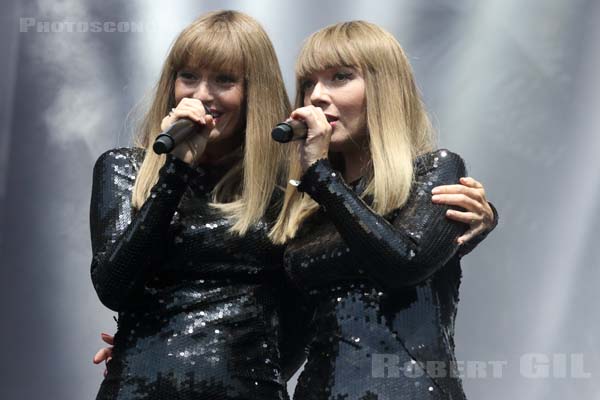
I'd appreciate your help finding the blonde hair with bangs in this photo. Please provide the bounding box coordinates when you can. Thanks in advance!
[270,20,436,244]
[132,10,291,235]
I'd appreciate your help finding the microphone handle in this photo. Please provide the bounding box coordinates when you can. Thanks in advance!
[153,119,199,154]
[271,120,307,143]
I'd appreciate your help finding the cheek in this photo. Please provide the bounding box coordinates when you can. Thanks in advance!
[221,88,244,110]
[228,95,245,121]
[173,81,192,104]
[350,102,367,132]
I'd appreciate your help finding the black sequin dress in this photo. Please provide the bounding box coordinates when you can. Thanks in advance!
[284,149,497,400]
[90,147,291,400]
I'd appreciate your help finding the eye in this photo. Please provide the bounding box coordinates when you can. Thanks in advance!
[177,71,197,81]
[332,71,353,82]
[300,79,315,91]
[215,74,238,84]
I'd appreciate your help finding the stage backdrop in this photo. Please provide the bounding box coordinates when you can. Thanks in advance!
[1,0,599,399]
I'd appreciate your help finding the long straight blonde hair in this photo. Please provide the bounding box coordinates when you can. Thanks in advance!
[131,10,290,234]
[270,21,436,244]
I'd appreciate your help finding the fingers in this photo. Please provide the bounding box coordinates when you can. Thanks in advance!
[431,193,481,212]
[432,183,485,204]
[456,229,481,245]
[93,347,113,364]
[446,210,485,245]
[101,332,114,345]
[170,105,207,125]
[202,113,215,130]
[459,176,483,189]
[161,98,210,131]
[432,184,472,195]
[177,97,208,114]
[94,333,115,365]
[290,106,330,138]
[445,209,482,225]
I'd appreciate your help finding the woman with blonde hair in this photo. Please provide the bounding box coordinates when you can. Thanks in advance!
[90,10,293,399]
[270,21,497,399]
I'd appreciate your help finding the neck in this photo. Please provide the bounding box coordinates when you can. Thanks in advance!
[197,133,244,167]
[341,145,371,184]
[195,135,244,187]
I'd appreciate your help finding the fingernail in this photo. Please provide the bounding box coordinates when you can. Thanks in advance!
[101,333,110,337]
[431,195,439,201]
[431,188,440,194]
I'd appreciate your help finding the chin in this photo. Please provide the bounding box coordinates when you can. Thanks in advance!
[329,134,353,151]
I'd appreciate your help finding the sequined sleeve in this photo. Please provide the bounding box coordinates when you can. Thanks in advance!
[297,149,469,289]
[89,148,197,311]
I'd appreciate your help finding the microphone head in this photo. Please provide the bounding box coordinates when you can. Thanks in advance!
[271,122,294,143]
[153,133,176,154]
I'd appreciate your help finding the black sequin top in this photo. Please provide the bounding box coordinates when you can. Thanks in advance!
[284,149,496,400]
[90,147,290,400]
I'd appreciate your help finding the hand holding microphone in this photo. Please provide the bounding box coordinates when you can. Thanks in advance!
[276,106,332,172]
[153,98,214,166]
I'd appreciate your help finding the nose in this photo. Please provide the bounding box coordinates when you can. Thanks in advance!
[193,80,214,105]
[309,81,329,108]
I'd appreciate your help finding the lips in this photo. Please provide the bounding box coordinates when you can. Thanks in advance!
[208,109,222,118]
[325,114,339,128]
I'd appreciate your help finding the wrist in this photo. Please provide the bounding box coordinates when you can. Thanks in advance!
[301,155,329,174]
[298,158,335,194]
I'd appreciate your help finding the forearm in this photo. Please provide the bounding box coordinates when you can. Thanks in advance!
[297,152,468,289]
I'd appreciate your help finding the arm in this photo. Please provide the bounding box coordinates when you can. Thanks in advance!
[297,149,468,290]
[89,148,198,311]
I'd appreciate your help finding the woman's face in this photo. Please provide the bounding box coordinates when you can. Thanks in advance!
[302,66,367,152]
[174,66,245,147]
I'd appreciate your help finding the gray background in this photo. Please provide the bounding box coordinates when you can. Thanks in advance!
[1,0,599,398]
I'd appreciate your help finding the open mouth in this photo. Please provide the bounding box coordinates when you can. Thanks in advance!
[325,115,339,127]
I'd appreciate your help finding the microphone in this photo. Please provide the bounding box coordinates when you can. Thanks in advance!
[153,104,213,154]
[271,119,307,143]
